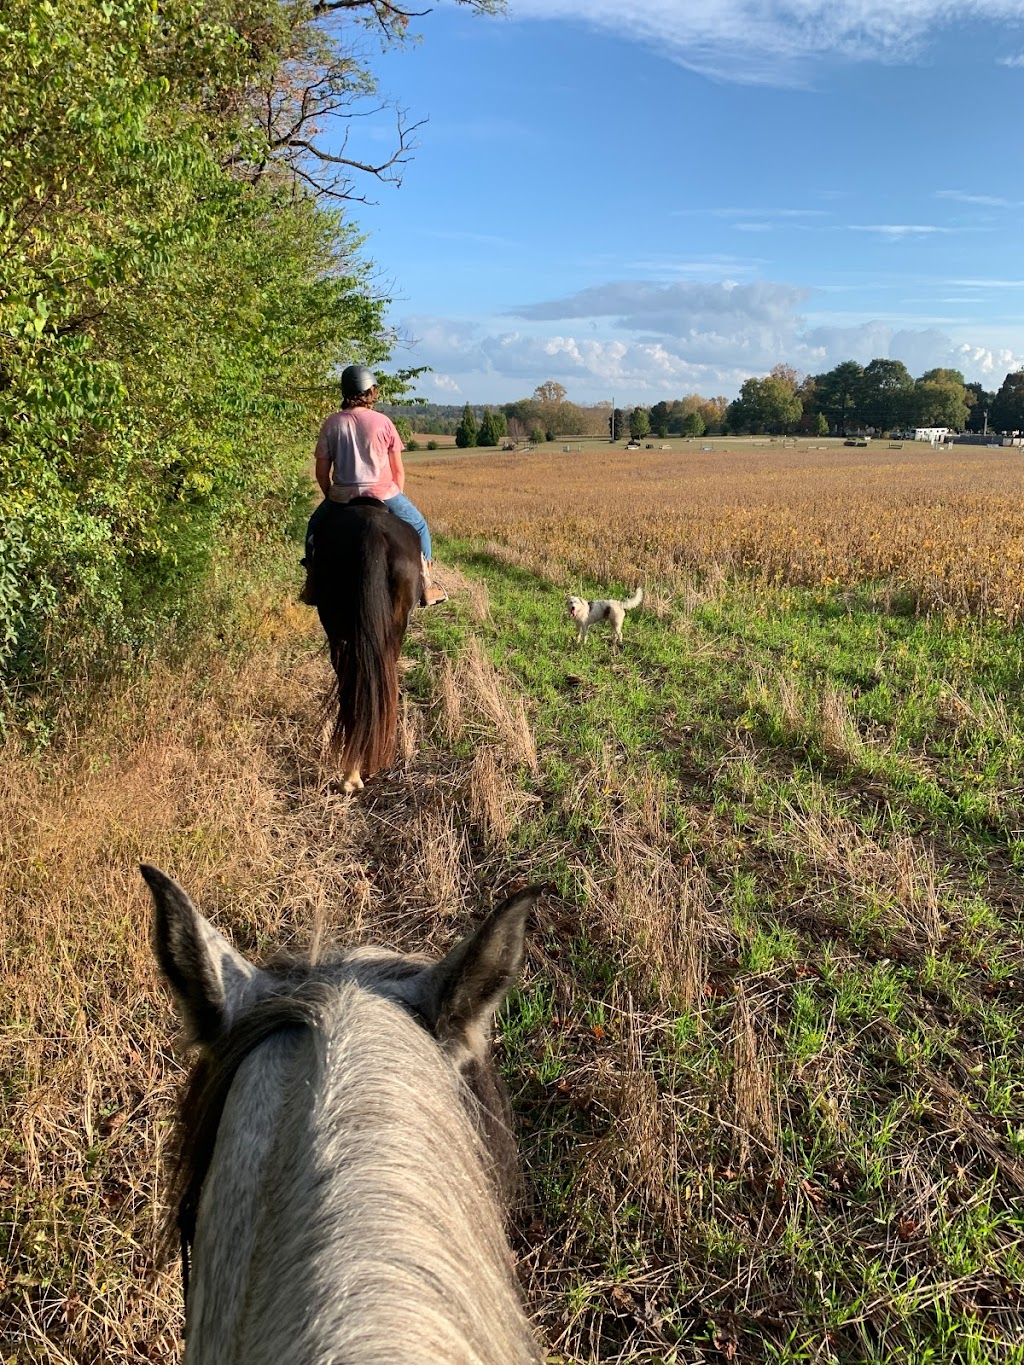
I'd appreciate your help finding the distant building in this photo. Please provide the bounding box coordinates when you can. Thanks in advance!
[913,427,950,444]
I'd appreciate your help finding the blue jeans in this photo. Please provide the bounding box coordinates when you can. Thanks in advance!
[305,494,432,563]
[383,492,432,562]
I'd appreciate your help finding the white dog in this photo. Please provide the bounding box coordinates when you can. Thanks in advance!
[567,588,643,645]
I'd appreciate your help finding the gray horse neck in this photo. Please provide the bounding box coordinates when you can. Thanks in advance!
[184,983,538,1364]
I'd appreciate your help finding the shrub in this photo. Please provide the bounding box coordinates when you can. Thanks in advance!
[427,439,439,450]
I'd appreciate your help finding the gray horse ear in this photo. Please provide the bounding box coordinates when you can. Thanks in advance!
[423,888,541,1064]
[141,865,256,1044]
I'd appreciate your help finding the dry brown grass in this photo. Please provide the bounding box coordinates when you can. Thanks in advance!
[416,443,1024,621]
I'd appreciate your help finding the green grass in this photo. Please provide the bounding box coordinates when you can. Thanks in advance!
[406,537,1024,1364]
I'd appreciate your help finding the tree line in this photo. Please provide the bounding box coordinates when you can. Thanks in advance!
[0,0,498,718]
[722,361,1023,437]
[407,362,1024,450]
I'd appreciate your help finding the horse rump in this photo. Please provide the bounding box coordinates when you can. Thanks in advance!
[313,499,420,776]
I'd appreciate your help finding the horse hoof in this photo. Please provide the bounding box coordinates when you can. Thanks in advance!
[341,772,364,794]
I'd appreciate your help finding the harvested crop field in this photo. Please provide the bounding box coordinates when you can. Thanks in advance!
[416,441,1024,622]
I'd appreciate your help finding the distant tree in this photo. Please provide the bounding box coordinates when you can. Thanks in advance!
[813,412,830,436]
[681,410,705,437]
[529,426,545,445]
[393,414,413,445]
[728,374,802,434]
[813,360,864,435]
[426,439,439,450]
[609,408,624,441]
[533,380,567,406]
[910,374,969,430]
[649,400,671,437]
[990,369,1024,433]
[406,438,419,451]
[454,402,477,448]
[478,406,506,447]
[964,382,996,433]
[859,358,914,432]
[629,406,651,440]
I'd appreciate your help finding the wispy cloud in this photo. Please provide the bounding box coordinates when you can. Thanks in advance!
[849,224,954,237]
[673,207,829,219]
[935,189,1015,206]
[997,50,1024,64]
[949,277,1024,287]
[507,0,1024,85]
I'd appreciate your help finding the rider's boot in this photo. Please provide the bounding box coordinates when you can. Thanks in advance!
[420,555,448,608]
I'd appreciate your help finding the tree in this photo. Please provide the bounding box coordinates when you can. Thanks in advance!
[609,408,624,441]
[859,358,914,432]
[813,361,864,435]
[533,381,567,406]
[649,400,671,437]
[681,411,706,437]
[477,407,507,446]
[393,415,414,445]
[910,375,969,431]
[629,407,651,440]
[813,412,830,437]
[964,383,996,433]
[990,369,1024,433]
[455,403,478,448]
[727,374,802,434]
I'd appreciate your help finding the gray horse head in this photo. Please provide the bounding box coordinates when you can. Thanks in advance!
[143,865,544,1364]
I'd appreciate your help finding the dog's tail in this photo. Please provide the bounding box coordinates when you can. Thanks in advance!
[623,587,643,611]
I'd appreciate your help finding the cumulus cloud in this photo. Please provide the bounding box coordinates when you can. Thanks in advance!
[398,280,1024,402]
[507,0,1024,83]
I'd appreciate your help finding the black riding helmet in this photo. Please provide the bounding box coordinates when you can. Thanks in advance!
[341,364,377,399]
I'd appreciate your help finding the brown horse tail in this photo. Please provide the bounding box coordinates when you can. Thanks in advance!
[326,518,401,775]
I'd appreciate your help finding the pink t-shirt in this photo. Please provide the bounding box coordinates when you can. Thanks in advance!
[315,407,405,501]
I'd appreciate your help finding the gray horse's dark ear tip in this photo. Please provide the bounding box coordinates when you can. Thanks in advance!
[139,863,167,890]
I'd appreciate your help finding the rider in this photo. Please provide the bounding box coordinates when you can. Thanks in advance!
[301,365,447,608]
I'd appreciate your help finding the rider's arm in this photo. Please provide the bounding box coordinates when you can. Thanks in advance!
[314,424,333,497]
[388,436,406,493]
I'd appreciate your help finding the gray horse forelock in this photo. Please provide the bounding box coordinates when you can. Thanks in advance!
[175,974,540,1364]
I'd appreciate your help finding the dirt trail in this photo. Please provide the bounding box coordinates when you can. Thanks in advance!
[0,590,525,1363]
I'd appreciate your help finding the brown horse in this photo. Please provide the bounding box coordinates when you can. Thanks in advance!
[313,498,422,793]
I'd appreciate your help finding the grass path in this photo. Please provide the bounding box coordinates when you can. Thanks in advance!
[2,546,1024,1363]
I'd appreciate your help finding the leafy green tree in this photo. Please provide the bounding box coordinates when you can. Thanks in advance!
[629,407,651,440]
[813,412,830,436]
[681,411,706,437]
[529,426,545,445]
[964,383,996,432]
[859,358,914,432]
[477,407,506,446]
[393,415,414,445]
[649,401,671,437]
[609,409,624,440]
[990,369,1024,433]
[727,375,802,434]
[910,375,969,430]
[812,361,864,435]
[455,403,478,448]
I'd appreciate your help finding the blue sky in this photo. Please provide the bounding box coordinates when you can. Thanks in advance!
[338,0,1024,404]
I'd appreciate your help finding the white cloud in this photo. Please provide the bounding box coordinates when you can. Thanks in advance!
[935,189,1015,206]
[507,0,1024,83]
[397,279,1024,402]
[997,50,1024,63]
[848,224,954,237]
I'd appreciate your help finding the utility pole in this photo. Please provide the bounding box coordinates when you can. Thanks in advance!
[610,395,615,443]
[983,408,988,436]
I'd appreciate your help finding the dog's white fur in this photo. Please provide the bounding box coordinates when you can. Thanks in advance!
[567,588,643,644]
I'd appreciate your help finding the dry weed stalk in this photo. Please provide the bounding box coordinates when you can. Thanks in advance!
[458,639,539,775]
[728,986,780,1171]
